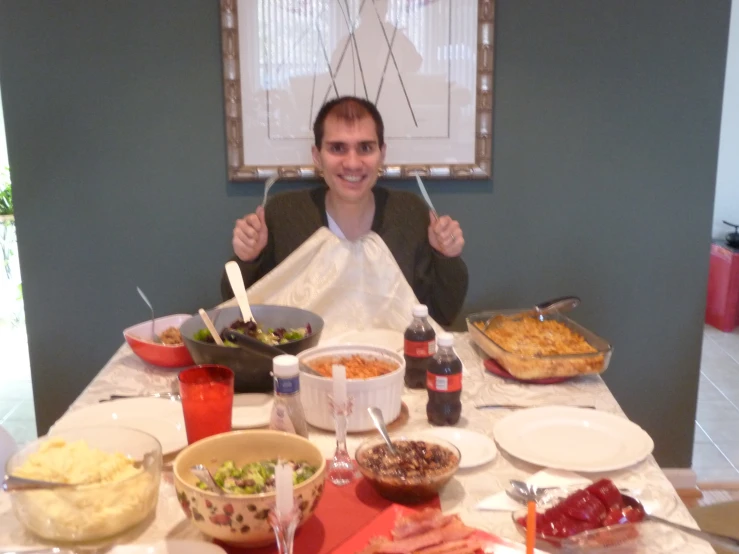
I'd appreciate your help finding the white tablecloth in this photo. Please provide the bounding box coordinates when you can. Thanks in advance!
[0,333,715,552]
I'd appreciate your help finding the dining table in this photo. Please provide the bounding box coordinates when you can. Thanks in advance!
[0,331,717,553]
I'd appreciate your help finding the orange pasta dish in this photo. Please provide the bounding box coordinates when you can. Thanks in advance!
[475,316,597,357]
[306,355,399,379]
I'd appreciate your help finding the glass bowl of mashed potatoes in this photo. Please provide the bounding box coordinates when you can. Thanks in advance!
[4,426,162,542]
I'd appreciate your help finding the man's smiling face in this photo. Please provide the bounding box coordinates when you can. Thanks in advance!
[312,113,386,203]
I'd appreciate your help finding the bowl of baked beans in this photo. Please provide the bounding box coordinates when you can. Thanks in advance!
[297,344,405,433]
[355,434,460,504]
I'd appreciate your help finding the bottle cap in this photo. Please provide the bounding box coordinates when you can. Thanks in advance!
[412,304,428,318]
[437,332,454,347]
[273,354,299,378]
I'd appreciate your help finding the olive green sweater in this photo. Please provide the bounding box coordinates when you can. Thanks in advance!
[221,186,469,325]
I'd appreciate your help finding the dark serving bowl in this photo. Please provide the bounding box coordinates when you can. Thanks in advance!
[180,305,323,393]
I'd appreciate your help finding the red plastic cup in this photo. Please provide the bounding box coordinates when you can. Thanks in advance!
[178,365,234,444]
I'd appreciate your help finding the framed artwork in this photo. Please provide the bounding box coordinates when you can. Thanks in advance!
[221,0,494,180]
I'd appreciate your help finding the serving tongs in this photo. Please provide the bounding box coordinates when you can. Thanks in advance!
[483,296,581,333]
[221,328,322,377]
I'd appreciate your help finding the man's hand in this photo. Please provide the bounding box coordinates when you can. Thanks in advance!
[232,205,268,262]
[428,211,464,257]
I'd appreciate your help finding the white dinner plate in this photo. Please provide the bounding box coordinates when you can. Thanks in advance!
[420,427,498,469]
[51,397,187,454]
[232,393,273,428]
[97,541,225,554]
[7,544,226,554]
[493,406,654,472]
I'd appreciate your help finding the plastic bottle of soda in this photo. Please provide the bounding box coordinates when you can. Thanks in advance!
[426,332,462,426]
[404,304,436,389]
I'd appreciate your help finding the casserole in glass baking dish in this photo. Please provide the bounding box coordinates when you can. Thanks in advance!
[466,309,612,380]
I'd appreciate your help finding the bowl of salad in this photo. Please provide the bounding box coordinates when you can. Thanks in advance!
[172,429,326,547]
[180,305,323,393]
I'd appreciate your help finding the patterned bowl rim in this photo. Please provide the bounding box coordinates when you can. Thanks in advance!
[172,429,327,499]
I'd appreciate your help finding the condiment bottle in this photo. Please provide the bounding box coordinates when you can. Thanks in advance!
[269,355,309,438]
[404,304,436,389]
[426,332,462,426]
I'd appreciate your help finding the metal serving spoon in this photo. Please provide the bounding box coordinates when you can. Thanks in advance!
[136,286,162,344]
[367,407,399,456]
[0,546,80,554]
[3,453,157,492]
[191,464,225,495]
[2,475,77,492]
[484,295,581,332]
[620,493,739,552]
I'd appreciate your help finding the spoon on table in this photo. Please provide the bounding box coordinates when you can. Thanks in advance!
[136,286,162,343]
[191,464,226,495]
[199,308,224,346]
[225,261,255,324]
[615,493,739,552]
[367,407,399,456]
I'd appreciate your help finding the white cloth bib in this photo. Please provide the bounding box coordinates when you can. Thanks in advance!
[227,227,441,339]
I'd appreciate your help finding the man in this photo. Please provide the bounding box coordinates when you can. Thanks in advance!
[222,96,468,325]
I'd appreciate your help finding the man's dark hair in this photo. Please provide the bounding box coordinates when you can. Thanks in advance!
[312,96,385,149]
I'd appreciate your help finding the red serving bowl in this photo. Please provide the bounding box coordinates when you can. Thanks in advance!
[123,313,194,368]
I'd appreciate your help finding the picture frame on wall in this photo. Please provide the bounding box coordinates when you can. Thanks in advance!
[221,0,495,181]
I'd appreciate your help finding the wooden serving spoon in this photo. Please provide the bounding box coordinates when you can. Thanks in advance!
[225,261,255,324]
[198,308,224,346]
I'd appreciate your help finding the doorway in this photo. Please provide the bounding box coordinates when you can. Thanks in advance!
[0,82,35,446]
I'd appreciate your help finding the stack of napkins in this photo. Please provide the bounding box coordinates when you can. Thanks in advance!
[476,469,592,511]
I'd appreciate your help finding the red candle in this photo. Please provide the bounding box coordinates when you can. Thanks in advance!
[178,365,234,444]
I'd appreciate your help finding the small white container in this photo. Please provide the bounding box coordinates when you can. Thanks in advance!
[297,344,406,432]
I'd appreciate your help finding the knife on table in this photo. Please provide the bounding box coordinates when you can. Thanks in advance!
[475,404,596,410]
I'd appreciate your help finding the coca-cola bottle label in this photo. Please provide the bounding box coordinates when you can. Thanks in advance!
[404,339,437,358]
[426,372,463,392]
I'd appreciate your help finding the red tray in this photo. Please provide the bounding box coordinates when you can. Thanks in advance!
[333,503,546,553]
[218,476,440,554]
[484,358,572,384]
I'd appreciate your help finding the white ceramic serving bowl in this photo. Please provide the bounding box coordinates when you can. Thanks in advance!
[297,344,405,432]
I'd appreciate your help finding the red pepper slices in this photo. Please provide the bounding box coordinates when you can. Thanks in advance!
[517,479,645,539]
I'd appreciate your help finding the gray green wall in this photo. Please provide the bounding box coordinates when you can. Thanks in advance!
[0,1,730,467]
